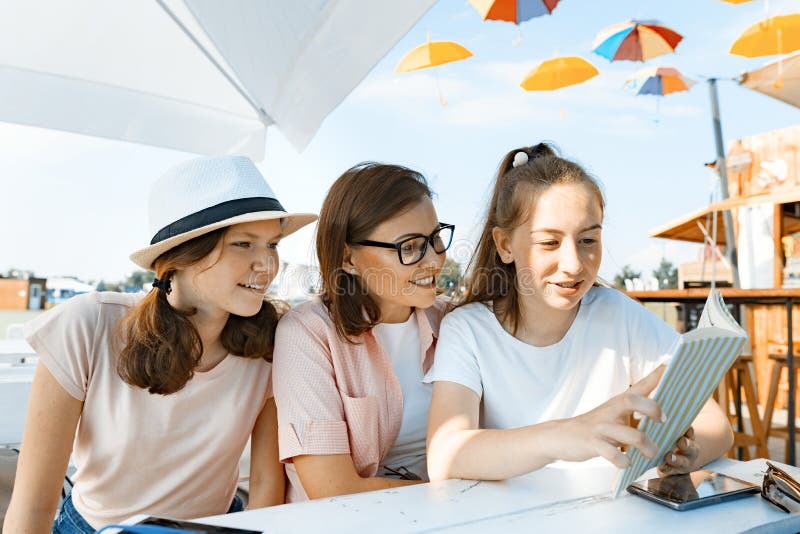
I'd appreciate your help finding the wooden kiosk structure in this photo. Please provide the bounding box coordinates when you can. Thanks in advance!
[640,124,800,463]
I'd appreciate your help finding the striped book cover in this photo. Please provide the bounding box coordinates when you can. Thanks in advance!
[612,290,748,498]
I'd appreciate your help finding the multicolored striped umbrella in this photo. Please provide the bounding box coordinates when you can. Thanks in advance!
[593,20,683,62]
[468,0,561,24]
[624,66,695,96]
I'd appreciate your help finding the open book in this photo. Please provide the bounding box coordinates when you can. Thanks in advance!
[613,290,748,497]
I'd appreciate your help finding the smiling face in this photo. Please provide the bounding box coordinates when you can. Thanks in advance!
[494,182,603,318]
[172,219,283,319]
[345,196,445,323]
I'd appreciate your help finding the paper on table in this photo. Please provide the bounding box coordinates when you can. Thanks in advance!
[612,290,748,497]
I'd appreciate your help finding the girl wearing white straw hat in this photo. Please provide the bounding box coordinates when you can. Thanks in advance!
[4,156,316,533]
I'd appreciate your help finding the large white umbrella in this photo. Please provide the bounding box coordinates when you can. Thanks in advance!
[740,50,800,110]
[0,0,436,160]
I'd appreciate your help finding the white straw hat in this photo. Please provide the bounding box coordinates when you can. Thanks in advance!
[130,156,317,270]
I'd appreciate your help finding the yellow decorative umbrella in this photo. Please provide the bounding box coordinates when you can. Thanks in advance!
[396,37,472,72]
[520,56,598,91]
[721,0,754,4]
[396,35,473,105]
[730,14,800,57]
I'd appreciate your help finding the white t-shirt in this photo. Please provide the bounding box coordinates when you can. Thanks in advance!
[373,313,431,480]
[24,292,272,528]
[424,287,679,464]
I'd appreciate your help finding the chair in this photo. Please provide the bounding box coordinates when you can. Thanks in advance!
[763,341,800,463]
[717,355,768,460]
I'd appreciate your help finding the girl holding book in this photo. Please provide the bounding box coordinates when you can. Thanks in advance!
[272,162,452,501]
[4,156,316,533]
[425,143,734,482]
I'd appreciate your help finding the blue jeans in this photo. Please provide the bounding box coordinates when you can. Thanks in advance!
[52,492,244,533]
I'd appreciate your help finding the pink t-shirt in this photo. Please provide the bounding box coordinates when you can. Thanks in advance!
[24,292,272,528]
[272,296,447,502]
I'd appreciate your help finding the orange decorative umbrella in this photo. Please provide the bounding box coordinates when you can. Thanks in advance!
[520,56,598,91]
[730,14,800,57]
[731,13,800,88]
[721,0,754,3]
[395,38,473,73]
[396,35,473,106]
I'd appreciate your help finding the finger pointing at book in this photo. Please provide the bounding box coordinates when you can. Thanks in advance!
[563,365,668,468]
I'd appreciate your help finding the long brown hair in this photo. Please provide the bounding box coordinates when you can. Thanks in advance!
[117,228,284,395]
[459,142,604,335]
[317,162,432,342]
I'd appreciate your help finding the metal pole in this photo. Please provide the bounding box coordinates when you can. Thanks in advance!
[788,299,796,466]
[708,78,740,287]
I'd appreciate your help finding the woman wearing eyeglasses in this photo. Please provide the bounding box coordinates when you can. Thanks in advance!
[271,162,453,501]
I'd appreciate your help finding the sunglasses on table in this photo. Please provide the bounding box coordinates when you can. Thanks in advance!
[762,461,800,513]
[350,223,455,265]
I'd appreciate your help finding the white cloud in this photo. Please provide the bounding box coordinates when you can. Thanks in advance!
[351,72,471,102]
[443,93,562,126]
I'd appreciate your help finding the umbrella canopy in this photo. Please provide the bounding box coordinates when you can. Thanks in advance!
[730,14,800,57]
[0,0,436,159]
[740,51,800,108]
[520,56,598,91]
[593,20,683,62]
[468,0,561,24]
[721,0,754,4]
[395,40,473,73]
[650,189,800,244]
[624,66,695,96]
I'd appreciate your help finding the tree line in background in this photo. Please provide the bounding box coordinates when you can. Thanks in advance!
[3,268,154,292]
[95,270,155,292]
[612,258,678,290]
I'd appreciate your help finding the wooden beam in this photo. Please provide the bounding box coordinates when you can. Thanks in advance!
[776,204,785,288]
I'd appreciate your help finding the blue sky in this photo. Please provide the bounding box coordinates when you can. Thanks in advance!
[2,0,800,283]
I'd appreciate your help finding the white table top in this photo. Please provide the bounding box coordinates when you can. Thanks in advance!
[123,458,800,533]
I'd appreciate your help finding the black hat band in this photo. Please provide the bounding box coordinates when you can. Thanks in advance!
[150,197,285,245]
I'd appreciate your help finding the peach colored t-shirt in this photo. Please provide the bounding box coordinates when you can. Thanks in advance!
[272,296,447,502]
[24,292,272,529]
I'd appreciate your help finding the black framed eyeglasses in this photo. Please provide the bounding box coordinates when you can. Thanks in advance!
[351,223,454,265]
[762,461,800,513]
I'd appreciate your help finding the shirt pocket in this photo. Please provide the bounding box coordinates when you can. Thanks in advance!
[341,394,381,475]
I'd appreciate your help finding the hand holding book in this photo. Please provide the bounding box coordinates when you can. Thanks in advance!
[613,290,748,497]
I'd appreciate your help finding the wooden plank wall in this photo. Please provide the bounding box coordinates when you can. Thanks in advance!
[727,126,800,409]
[726,125,800,199]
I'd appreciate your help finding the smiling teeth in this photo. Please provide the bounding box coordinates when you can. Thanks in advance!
[242,283,265,290]
[413,277,434,285]
[556,282,578,288]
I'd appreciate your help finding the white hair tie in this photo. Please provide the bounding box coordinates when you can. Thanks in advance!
[512,151,529,168]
